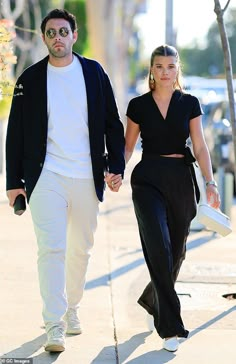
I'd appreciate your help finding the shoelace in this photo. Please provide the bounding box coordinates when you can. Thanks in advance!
[49,326,65,339]
[67,309,80,324]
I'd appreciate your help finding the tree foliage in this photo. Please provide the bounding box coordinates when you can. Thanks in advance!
[0,19,17,119]
[64,0,88,55]
[0,0,88,78]
[180,7,236,77]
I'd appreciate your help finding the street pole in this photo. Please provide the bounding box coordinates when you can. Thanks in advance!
[165,0,175,46]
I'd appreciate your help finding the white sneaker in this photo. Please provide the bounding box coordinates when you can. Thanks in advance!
[146,313,155,331]
[163,337,179,352]
[65,308,82,335]
[45,324,66,352]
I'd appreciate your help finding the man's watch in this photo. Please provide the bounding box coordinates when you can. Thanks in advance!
[206,180,218,187]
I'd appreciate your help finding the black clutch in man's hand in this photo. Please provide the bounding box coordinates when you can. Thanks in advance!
[14,194,26,216]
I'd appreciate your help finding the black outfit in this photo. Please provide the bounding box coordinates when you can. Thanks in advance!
[126,90,203,339]
[6,52,125,203]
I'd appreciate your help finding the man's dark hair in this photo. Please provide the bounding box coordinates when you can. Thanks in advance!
[41,9,77,34]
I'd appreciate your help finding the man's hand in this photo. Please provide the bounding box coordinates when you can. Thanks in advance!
[6,188,27,207]
[104,173,122,192]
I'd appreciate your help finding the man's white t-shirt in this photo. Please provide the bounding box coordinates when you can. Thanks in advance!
[44,56,93,179]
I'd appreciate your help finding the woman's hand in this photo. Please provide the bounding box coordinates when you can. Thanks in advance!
[206,185,221,209]
[104,173,122,192]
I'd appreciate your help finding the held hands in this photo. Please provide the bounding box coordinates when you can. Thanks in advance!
[206,185,221,209]
[104,173,122,192]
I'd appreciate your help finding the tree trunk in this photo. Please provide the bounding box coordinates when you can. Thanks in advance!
[86,0,144,118]
[214,0,236,191]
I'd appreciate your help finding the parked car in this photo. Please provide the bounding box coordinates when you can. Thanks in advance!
[201,100,235,178]
[183,77,235,193]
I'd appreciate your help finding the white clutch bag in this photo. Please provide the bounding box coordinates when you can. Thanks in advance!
[197,203,232,237]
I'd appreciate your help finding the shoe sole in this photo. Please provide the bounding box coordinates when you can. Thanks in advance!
[163,346,178,352]
[163,339,179,352]
[45,344,65,352]
[66,328,82,335]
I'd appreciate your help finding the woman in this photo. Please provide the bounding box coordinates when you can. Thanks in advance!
[125,44,220,352]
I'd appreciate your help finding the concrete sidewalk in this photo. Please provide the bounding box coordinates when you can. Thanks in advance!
[1,150,236,364]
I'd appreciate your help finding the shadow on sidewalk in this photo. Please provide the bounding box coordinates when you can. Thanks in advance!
[187,231,217,251]
[31,351,61,363]
[187,305,236,339]
[91,331,154,364]
[124,350,176,364]
[85,231,216,291]
[117,332,177,364]
[1,333,64,363]
[0,334,56,361]
[85,257,144,290]
[91,307,236,363]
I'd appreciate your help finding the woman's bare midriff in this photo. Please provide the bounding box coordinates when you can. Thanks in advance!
[160,154,184,158]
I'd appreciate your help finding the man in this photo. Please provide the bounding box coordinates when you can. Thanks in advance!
[6,9,125,352]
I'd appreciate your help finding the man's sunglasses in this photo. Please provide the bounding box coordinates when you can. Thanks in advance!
[45,27,70,39]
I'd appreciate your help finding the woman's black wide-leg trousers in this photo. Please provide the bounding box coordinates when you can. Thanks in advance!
[131,155,197,339]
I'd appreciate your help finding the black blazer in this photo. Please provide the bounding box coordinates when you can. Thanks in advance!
[6,53,125,202]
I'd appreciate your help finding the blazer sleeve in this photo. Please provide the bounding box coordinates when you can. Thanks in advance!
[5,77,25,191]
[102,70,125,176]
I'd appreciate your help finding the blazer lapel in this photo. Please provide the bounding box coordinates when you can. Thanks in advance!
[36,56,48,134]
[75,53,96,128]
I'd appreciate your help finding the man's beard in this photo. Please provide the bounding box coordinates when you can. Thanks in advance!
[49,45,68,58]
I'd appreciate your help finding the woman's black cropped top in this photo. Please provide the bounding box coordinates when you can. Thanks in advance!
[126,90,203,155]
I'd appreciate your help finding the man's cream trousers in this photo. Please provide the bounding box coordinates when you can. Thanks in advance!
[29,168,99,324]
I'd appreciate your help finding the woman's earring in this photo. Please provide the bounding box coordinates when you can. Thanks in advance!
[150,73,155,84]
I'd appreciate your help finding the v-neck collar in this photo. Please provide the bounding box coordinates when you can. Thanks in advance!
[150,90,178,121]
